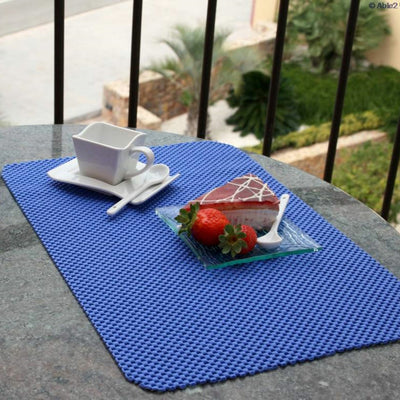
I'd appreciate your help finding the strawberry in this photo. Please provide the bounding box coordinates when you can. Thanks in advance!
[218,224,257,257]
[239,225,258,254]
[175,203,230,246]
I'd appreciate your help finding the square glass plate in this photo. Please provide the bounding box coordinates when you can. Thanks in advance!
[155,205,323,269]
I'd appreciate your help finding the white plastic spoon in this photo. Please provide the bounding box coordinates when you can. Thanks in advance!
[107,164,170,216]
[257,193,290,250]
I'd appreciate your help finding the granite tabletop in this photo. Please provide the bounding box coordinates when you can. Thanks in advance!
[1,125,400,400]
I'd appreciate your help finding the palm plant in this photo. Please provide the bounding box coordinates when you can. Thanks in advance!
[148,24,261,137]
[225,70,300,140]
[287,0,391,73]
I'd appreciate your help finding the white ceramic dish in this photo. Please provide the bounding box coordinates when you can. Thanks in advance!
[47,158,180,205]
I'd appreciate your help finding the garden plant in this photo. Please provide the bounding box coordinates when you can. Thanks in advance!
[148,24,260,137]
[286,0,390,73]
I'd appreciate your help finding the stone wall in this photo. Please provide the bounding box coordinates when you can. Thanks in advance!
[138,71,187,120]
[102,73,187,129]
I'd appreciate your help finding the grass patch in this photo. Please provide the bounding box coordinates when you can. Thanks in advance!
[333,139,400,222]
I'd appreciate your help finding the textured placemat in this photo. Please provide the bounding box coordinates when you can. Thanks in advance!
[3,141,400,391]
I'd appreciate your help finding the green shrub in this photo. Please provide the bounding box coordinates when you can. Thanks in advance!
[333,140,400,222]
[241,110,383,154]
[281,63,400,134]
[377,108,399,142]
[225,70,300,140]
[271,110,383,152]
[281,64,337,125]
[287,0,390,73]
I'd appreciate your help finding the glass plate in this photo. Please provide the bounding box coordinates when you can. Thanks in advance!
[155,205,323,270]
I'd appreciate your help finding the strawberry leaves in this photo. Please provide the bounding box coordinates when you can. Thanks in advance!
[218,224,248,257]
[175,202,199,235]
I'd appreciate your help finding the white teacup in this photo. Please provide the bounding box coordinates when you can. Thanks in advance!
[72,122,155,185]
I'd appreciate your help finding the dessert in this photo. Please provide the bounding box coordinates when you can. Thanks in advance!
[186,173,280,230]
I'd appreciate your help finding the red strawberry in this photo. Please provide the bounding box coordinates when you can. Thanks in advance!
[175,203,230,246]
[192,209,230,246]
[218,224,257,257]
[239,225,258,254]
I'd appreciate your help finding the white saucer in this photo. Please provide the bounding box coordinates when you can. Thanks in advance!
[47,158,180,205]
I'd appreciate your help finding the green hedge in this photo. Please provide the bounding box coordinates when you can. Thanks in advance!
[281,63,400,129]
[242,110,383,154]
[272,110,383,151]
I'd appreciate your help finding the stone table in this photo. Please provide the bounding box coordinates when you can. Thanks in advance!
[1,125,400,399]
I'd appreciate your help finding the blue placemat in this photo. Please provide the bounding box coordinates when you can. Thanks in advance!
[3,141,400,391]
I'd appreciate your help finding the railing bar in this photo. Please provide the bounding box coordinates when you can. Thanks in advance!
[381,115,400,220]
[128,0,143,128]
[197,0,217,139]
[323,0,360,182]
[54,0,65,124]
[262,0,290,157]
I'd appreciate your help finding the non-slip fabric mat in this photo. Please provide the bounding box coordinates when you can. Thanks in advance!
[3,141,400,391]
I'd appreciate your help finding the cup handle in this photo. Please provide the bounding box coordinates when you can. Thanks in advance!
[125,146,155,178]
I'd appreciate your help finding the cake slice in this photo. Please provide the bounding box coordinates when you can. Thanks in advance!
[186,174,280,230]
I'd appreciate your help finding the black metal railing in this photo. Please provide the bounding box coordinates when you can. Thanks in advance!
[382,119,400,220]
[128,0,143,128]
[261,0,289,157]
[54,0,64,124]
[53,0,399,221]
[323,0,360,183]
[197,0,217,139]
